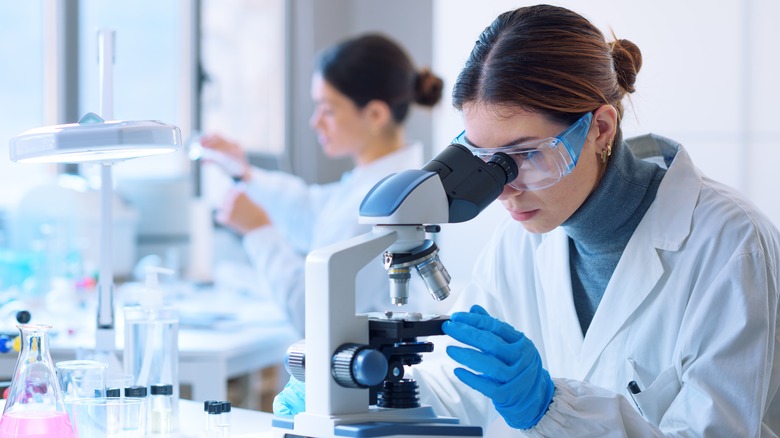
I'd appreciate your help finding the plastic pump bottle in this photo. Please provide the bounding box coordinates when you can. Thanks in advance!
[123,266,179,434]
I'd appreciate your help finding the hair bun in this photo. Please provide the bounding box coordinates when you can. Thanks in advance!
[611,39,642,94]
[414,68,444,107]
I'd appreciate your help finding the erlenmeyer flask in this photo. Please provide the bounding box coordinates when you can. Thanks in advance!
[0,324,75,437]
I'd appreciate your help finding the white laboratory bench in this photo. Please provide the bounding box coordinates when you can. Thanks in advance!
[179,398,274,437]
[0,286,300,403]
[0,398,276,437]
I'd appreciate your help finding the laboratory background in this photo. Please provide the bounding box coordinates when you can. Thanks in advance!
[0,0,778,432]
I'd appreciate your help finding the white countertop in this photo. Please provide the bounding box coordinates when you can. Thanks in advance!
[0,398,275,437]
[178,399,274,437]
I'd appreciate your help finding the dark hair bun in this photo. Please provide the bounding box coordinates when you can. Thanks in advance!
[611,39,642,94]
[414,68,444,107]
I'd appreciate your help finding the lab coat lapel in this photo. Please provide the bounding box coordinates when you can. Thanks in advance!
[578,137,701,380]
[578,225,664,379]
[536,229,584,377]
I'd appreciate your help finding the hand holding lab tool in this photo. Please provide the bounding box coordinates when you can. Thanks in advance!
[443,305,554,429]
[215,187,271,234]
[272,375,305,416]
[198,134,251,181]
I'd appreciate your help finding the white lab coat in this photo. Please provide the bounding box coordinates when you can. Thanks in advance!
[415,134,780,437]
[240,143,425,336]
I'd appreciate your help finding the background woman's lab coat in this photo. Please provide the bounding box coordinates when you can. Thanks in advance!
[240,143,424,335]
[416,134,780,437]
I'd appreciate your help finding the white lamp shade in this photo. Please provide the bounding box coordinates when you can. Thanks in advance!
[9,113,181,164]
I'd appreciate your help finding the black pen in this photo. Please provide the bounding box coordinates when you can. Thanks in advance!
[626,380,644,416]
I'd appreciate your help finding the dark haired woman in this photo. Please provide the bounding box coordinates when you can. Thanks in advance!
[201,34,443,336]
[275,5,779,436]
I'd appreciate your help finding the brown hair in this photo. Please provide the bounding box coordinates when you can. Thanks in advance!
[316,33,443,124]
[452,5,642,133]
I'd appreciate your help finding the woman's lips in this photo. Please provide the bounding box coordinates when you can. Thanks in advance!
[508,208,539,222]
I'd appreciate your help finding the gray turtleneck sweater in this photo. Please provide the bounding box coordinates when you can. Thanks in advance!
[561,139,667,336]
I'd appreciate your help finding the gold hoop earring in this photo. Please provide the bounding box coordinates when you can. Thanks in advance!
[601,140,613,164]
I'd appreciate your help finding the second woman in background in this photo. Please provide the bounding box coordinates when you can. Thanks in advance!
[201,33,443,335]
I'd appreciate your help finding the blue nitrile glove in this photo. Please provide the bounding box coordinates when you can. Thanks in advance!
[272,375,306,416]
[442,304,554,430]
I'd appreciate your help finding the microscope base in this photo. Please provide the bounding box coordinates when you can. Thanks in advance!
[271,406,482,437]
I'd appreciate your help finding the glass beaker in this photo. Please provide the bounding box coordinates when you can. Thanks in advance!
[0,324,75,437]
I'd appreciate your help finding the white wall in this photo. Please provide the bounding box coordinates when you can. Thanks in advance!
[432,0,780,287]
[287,0,435,184]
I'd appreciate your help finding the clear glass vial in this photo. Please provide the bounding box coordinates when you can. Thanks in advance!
[149,383,174,435]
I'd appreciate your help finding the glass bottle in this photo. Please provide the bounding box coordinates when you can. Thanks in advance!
[149,383,174,435]
[0,324,75,437]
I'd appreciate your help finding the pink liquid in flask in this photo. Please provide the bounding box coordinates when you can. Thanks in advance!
[0,410,75,437]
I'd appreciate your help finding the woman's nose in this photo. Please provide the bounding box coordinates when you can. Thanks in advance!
[498,184,522,200]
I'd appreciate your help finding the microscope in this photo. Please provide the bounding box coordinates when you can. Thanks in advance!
[272,143,517,438]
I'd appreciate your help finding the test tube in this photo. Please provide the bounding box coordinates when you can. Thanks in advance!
[203,400,217,431]
[207,401,222,436]
[125,385,148,434]
[218,401,231,436]
[105,388,122,435]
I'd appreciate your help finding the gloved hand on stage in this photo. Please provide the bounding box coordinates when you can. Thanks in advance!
[272,375,306,416]
[442,304,554,430]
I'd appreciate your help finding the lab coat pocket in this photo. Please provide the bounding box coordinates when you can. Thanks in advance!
[627,363,681,426]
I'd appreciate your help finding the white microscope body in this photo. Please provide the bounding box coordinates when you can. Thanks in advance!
[272,144,517,438]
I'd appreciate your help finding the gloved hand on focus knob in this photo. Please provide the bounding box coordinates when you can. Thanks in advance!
[442,304,554,430]
[272,375,306,416]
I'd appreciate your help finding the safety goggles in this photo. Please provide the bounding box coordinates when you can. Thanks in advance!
[454,111,593,191]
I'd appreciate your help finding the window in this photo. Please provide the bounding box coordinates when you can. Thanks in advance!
[0,1,196,279]
[0,1,49,212]
[77,0,194,180]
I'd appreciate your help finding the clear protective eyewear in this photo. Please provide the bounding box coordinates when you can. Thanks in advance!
[454,111,593,191]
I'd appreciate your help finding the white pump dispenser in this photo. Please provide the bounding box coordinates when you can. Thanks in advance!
[123,265,179,435]
[140,266,174,308]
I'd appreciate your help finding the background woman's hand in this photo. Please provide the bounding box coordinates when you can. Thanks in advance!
[215,187,271,234]
[199,134,252,181]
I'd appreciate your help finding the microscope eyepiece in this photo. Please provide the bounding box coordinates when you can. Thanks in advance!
[487,152,518,185]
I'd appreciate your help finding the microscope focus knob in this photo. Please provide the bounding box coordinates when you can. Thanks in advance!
[284,340,307,382]
[332,344,388,388]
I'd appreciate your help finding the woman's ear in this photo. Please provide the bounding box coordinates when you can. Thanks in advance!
[362,99,392,130]
[592,105,618,145]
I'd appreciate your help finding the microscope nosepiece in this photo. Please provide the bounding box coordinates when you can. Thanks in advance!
[385,240,452,305]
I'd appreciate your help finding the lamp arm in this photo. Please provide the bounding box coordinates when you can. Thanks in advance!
[97,163,114,332]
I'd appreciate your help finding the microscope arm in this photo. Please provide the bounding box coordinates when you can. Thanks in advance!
[303,227,399,416]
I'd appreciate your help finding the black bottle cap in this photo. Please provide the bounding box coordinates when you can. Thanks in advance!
[124,385,147,398]
[106,387,121,397]
[15,310,31,324]
[208,401,222,414]
[150,383,173,396]
[204,400,217,412]
[221,401,231,413]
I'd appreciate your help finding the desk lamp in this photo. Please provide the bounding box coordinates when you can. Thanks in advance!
[7,28,181,372]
